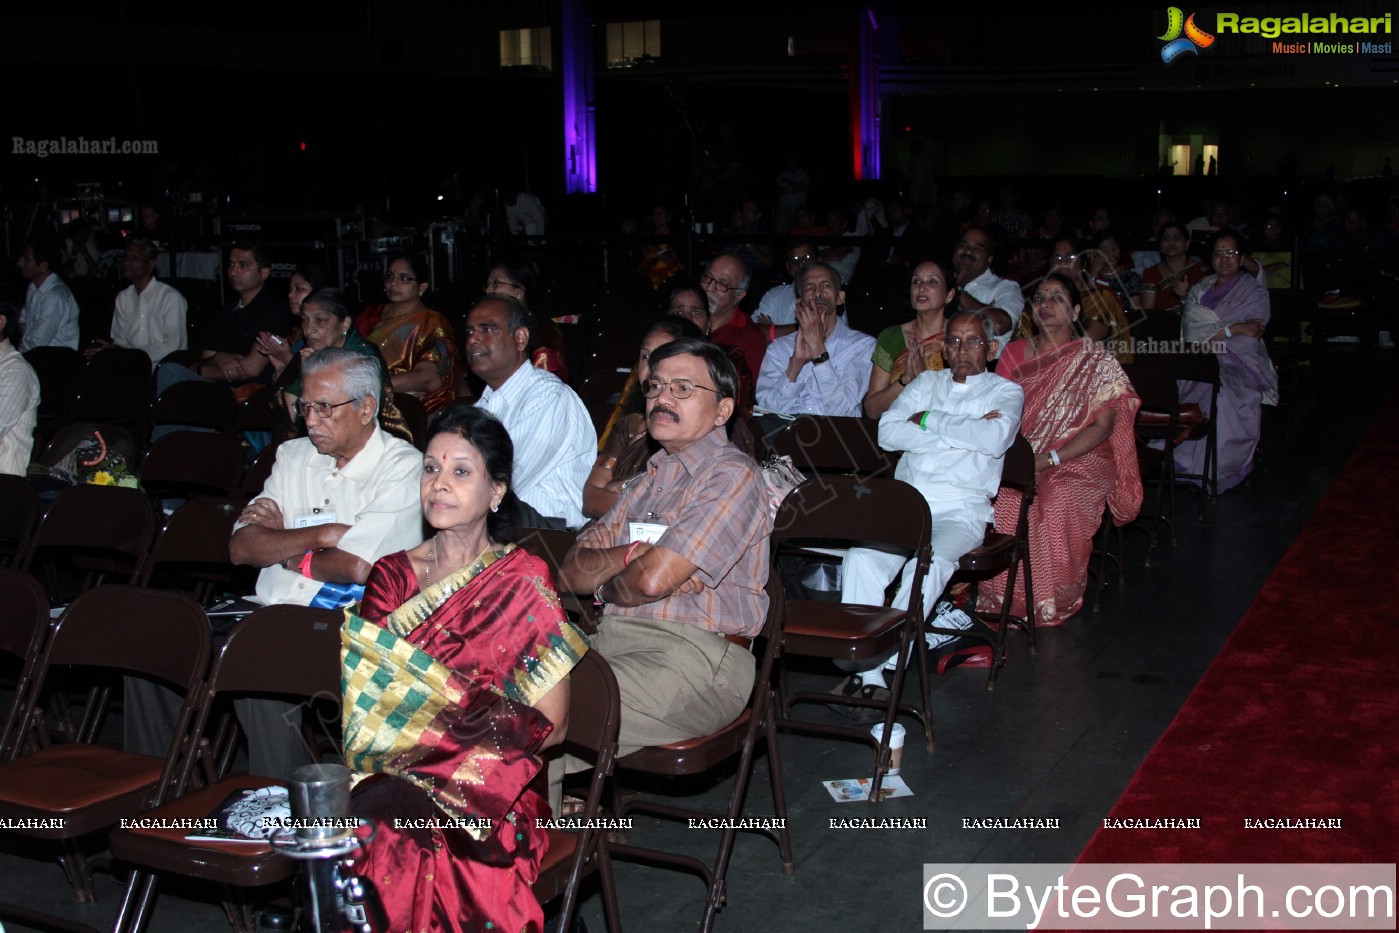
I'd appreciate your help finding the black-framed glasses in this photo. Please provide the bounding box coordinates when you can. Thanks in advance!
[699,273,740,294]
[784,253,815,264]
[485,277,521,291]
[642,378,722,400]
[1213,248,1241,258]
[1051,253,1078,264]
[384,272,416,284]
[946,336,987,350]
[295,397,361,418]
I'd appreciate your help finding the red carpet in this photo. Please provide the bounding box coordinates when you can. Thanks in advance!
[1078,394,1399,864]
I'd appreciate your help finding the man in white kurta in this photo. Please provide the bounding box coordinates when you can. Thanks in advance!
[837,310,1024,694]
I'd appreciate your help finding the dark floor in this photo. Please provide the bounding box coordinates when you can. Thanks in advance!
[3,353,1395,933]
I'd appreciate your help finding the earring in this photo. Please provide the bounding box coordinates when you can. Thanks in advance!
[491,502,500,513]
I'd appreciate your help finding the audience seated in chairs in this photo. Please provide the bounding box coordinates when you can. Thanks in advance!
[0,304,40,476]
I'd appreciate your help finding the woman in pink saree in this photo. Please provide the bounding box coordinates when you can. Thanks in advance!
[980,272,1142,626]
[345,403,587,932]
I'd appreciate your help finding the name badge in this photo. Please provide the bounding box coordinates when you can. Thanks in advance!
[628,521,668,544]
[294,510,338,528]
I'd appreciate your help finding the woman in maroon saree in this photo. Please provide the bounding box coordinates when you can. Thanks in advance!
[980,273,1141,626]
[344,403,587,932]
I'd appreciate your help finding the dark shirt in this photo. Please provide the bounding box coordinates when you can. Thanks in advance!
[204,286,296,385]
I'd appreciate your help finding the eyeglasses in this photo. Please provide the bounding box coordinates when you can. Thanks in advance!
[294,397,361,418]
[485,278,521,291]
[945,336,987,350]
[384,272,417,284]
[1051,253,1078,263]
[1213,248,1241,258]
[642,378,722,400]
[699,273,740,294]
[785,254,814,264]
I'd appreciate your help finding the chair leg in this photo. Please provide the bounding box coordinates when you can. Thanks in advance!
[58,840,95,903]
[111,869,159,933]
[762,693,796,872]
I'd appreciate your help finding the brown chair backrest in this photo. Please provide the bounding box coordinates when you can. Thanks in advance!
[24,484,159,589]
[239,439,282,500]
[998,434,1037,499]
[0,570,49,760]
[393,393,429,451]
[518,527,598,631]
[234,385,279,432]
[205,605,342,700]
[43,586,210,691]
[0,475,39,568]
[769,415,896,479]
[1145,350,1220,388]
[1122,362,1179,416]
[558,648,619,767]
[70,347,153,426]
[23,346,82,425]
[772,474,930,553]
[148,380,238,437]
[137,498,245,598]
[140,431,245,499]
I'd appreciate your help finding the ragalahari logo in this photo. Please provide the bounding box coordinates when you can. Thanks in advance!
[1158,7,1216,62]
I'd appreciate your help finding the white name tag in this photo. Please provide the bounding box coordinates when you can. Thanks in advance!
[294,510,338,528]
[628,521,668,544]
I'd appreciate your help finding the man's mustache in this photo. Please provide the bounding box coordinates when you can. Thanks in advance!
[649,406,679,423]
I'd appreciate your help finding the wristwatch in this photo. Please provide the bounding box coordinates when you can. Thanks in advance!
[811,351,830,365]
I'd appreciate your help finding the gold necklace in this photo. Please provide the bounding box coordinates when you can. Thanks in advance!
[425,534,440,584]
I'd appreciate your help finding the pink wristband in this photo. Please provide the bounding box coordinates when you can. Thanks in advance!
[769,323,777,342]
[298,550,316,577]
[624,541,642,567]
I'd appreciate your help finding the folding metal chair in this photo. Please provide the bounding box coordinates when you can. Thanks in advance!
[609,575,793,933]
[0,586,209,921]
[534,649,623,933]
[771,476,934,795]
[109,605,342,933]
[931,434,1037,689]
[0,569,50,762]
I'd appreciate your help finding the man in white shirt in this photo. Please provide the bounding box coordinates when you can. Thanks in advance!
[755,261,875,418]
[229,348,423,776]
[833,310,1024,700]
[467,295,595,529]
[752,241,816,339]
[953,227,1025,346]
[88,238,187,370]
[0,304,40,476]
[16,241,80,352]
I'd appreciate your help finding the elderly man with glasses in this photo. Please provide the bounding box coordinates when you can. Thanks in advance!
[226,346,423,775]
[832,309,1024,703]
[756,260,876,418]
[700,253,768,384]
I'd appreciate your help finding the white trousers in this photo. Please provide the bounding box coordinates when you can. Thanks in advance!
[840,506,987,676]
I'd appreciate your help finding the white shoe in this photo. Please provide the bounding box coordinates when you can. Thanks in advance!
[925,603,974,649]
[1379,331,1396,350]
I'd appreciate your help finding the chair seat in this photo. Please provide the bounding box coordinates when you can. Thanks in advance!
[782,601,905,660]
[108,776,289,887]
[958,533,1015,572]
[534,829,580,902]
[0,746,165,836]
[619,711,751,775]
